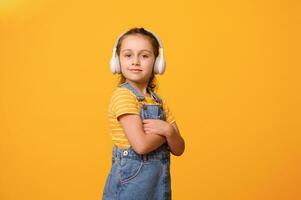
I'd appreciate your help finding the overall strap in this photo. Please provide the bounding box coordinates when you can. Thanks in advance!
[147,88,163,104]
[119,82,162,104]
[119,82,145,101]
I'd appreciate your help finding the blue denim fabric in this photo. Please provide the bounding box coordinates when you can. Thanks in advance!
[102,82,171,200]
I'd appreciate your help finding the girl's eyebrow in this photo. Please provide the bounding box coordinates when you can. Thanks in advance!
[121,49,152,53]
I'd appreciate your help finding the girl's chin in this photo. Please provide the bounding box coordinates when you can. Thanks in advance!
[124,74,143,79]
[124,77,148,83]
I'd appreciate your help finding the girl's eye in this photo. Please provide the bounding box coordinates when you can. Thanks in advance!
[124,54,131,57]
[142,55,149,58]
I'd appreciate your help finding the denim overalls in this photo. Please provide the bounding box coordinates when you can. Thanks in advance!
[102,82,171,200]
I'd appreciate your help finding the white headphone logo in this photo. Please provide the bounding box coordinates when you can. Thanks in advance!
[109,28,166,75]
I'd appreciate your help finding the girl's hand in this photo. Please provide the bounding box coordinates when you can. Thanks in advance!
[142,119,173,137]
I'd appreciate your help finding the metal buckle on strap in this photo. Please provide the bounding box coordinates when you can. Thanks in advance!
[141,103,147,110]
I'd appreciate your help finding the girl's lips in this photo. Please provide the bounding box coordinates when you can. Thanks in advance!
[129,69,142,72]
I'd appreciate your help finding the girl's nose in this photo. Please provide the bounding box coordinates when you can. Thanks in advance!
[132,55,140,65]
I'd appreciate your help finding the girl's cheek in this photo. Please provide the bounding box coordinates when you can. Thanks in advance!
[120,59,130,65]
[143,59,154,65]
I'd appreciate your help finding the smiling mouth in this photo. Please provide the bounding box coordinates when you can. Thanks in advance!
[129,69,142,72]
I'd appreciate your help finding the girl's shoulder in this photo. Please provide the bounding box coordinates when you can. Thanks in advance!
[110,86,137,102]
[112,86,130,93]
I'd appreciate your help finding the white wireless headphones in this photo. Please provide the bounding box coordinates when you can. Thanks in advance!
[109,28,166,75]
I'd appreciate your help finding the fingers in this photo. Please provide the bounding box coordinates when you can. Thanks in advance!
[143,119,159,124]
[142,119,150,124]
[143,127,151,134]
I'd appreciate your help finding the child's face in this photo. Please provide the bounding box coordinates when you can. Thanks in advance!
[119,34,155,85]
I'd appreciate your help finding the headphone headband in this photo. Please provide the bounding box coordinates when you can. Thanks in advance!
[112,28,163,50]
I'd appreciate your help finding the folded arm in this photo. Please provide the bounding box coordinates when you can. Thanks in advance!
[118,114,167,154]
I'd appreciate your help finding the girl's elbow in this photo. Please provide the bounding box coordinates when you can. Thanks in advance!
[135,147,146,155]
[172,150,184,156]
[133,144,155,155]
[131,144,148,155]
[171,145,185,156]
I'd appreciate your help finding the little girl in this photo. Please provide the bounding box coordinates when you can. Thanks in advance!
[102,27,185,200]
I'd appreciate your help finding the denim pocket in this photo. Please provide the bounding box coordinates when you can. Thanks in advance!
[120,158,143,184]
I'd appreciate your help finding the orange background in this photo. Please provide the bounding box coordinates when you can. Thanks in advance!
[1,0,300,199]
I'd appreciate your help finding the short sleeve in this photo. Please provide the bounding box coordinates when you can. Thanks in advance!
[162,98,176,124]
[111,88,140,119]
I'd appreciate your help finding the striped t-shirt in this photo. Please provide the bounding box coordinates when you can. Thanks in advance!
[108,87,176,149]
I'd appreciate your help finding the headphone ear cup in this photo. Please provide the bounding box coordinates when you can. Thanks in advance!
[154,49,166,75]
[109,49,121,74]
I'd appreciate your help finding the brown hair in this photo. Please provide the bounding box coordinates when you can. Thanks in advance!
[115,27,160,92]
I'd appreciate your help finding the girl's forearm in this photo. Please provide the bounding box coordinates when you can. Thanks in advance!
[142,134,167,154]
